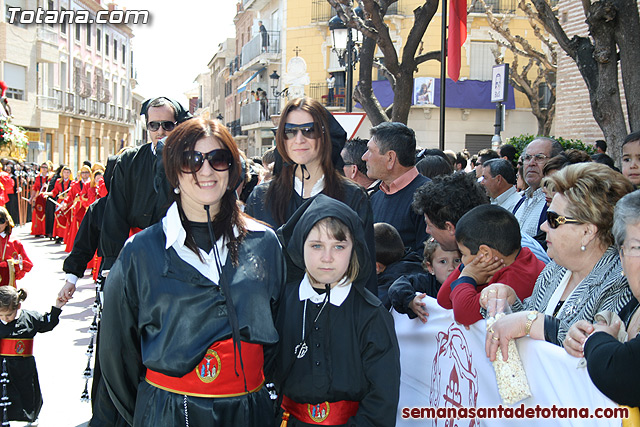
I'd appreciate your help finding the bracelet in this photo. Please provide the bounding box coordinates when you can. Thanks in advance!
[524,311,539,336]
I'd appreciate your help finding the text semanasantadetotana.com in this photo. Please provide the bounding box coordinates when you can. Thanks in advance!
[401,404,630,420]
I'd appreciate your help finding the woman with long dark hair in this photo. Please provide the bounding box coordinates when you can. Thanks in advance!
[100,118,285,426]
[246,97,376,293]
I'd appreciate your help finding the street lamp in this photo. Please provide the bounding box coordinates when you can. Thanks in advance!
[216,113,223,122]
[269,70,287,98]
[329,13,361,113]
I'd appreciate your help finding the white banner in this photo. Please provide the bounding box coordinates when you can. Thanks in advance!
[394,296,622,426]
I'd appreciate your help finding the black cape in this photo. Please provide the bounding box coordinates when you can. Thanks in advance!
[271,195,400,426]
[100,214,285,426]
[0,307,61,422]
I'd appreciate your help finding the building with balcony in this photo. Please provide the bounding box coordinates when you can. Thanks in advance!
[210,0,558,156]
[2,0,137,171]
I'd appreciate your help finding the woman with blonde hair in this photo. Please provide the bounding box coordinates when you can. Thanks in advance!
[482,163,635,361]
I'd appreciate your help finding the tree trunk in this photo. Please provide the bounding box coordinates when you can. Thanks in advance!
[613,0,640,133]
[354,36,390,125]
[391,69,414,124]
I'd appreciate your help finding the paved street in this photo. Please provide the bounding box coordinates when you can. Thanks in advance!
[11,224,93,427]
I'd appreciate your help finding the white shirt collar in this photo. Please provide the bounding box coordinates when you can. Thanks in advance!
[162,202,229,285]
[294,175,325,198]
[298,273,352,306]
[161,202,271,284]
[0,232,6,238]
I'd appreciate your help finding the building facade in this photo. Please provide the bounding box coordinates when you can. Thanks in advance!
[198,0,558,156]
[2,0,136,171]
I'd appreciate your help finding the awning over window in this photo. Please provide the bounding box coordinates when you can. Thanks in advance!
[237,67,266,93]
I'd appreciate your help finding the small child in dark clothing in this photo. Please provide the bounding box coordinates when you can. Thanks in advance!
[374,223,425,309]
[437,204,546,326]
[0,286,65,425]
[389,237,461,322]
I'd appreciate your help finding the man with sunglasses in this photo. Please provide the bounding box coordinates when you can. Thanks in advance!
[99,97,192,275]
[63,97,192,426]
[512,137,563,242]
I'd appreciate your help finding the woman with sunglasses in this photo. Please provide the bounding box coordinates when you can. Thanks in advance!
[246,97,377,294]
[0,206,32,287]
[481,163,634,361]
[99,118,285,426]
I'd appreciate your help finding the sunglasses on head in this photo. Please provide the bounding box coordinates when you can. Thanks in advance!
[283,123,318,140]
[181,149,233,173]
[546,210,581,229]
[147,120,177,132]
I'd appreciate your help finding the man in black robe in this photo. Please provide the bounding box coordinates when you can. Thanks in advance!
[99,96,192,272]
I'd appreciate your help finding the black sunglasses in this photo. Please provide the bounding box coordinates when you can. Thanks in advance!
[0,217,5,225]
[546,210,581,229]
[283,124,318,140]
[181,149,233,173]
[147,121,177,132]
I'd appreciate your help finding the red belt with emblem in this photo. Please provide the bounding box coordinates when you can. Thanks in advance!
[145,338,264,398]
[281,395,359,425]
[0,338,33,356]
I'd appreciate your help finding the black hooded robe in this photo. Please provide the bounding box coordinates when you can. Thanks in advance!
[270,195,400,427]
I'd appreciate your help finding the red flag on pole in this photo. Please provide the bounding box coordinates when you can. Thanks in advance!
[447,0,467,82]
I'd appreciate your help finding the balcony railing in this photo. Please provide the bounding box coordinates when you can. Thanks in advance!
[229,119,246,137]
[117,106,124,121]
[66,92,75,111]
[240,99,279,126]
[108,104,116,119]
[77,96,88,114]
[308,83,346,107]
[36,95,58,110]
[50,88,63,109]
[241,31,280,68]
[99,102,107,118]
[36,26,58,44]
[311,0,335,23]
[468,0,517,14]
[90,99,99,116]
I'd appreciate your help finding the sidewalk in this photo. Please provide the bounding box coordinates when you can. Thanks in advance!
[12,224,93,427]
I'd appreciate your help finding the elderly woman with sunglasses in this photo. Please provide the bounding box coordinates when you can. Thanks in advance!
[481,163,634,362]
[99,118,285,426]
[245,97,377,294]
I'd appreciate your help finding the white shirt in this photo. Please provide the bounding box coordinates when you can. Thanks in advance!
[491,186,523,213]
[299,273,352,307]
[294,175,325,198]
[161,202,268,285]
[513,187,547,237]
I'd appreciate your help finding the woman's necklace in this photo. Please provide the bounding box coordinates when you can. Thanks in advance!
[294,291,330,359]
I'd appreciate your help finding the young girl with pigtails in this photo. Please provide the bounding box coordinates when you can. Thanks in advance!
[0,286,65,425]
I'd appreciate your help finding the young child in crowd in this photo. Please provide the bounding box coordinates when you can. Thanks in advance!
[621,131,640,188]
[373,222,425,309]
[0,286,65,425]
[437,204,545,326]
[389,237,462,323]
[0,206,32,287]
[273,195,400,426]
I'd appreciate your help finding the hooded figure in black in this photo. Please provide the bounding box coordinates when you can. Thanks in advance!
[245,97,378,297]
[270,194,400,426]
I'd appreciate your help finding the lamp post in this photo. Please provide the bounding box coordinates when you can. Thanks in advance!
[329,14,360,113]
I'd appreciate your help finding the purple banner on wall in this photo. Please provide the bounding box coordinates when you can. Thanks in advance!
[355,78,516,110]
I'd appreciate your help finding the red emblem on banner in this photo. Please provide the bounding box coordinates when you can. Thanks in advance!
[430,323,479,427]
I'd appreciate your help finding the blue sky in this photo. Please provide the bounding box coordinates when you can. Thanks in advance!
[121,0,237,107]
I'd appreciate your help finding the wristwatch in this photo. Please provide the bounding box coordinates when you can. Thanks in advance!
[524,311,539,336]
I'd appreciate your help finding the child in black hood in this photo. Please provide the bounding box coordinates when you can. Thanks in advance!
[271,194,400,426]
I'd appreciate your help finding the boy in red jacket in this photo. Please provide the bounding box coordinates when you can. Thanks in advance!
[437,204,545,326]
